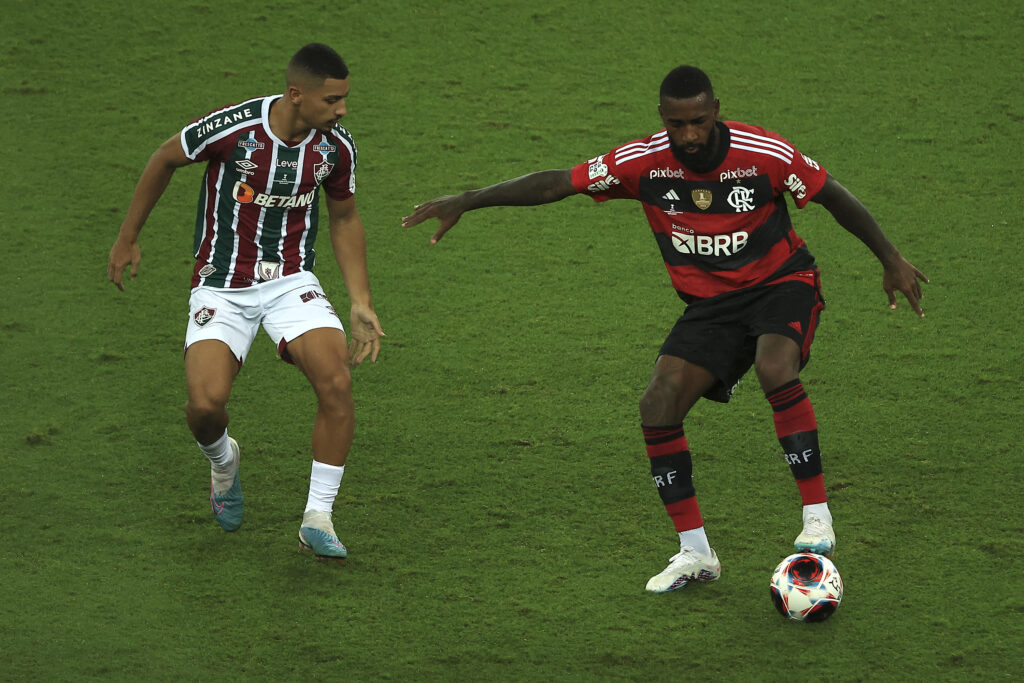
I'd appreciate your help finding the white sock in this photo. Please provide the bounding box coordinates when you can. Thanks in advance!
[198,430,234,470]
[305,461,345,513]
[678,527,712,557]
[803,502,832,525]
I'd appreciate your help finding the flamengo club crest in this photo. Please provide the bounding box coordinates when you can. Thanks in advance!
[194,307,216,327]
[691,188,713,210]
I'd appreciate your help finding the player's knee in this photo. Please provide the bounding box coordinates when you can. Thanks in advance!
[640,376,682,424]
[312,369,353,410]
[755,357,799,392]
[185,394,227,426]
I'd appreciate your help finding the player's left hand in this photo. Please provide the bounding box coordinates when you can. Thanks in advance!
[108,238,141,291]
[882,255,929,318]
[348,304,385,365]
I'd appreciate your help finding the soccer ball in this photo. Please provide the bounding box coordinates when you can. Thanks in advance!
[770,553,843,622]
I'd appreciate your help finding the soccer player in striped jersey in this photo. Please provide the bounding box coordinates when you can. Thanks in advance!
[403,65,928,592]
[108,44,385,562]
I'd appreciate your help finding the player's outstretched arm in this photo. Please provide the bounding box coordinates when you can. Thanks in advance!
[813,174,929,318]
[108,135,193,290]
[401,169,577,244]
[327,195,385,366]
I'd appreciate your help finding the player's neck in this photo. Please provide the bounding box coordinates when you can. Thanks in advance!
[268,96,312,143]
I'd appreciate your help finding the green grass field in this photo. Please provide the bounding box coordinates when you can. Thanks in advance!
[2,0,1021,679]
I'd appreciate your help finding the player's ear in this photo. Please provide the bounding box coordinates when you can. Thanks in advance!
[286,85,303,105]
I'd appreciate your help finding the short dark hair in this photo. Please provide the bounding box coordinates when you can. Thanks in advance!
[288,43,349,83]
[660,65,713,100]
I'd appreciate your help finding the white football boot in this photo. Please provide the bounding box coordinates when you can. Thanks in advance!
[794,512,836,557]
[645,547,721,593]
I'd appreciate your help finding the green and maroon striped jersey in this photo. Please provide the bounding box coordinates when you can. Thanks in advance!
[181,95,356,288]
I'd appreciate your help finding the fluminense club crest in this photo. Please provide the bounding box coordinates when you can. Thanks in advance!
[314,161,334,183]
[193,307,216,326]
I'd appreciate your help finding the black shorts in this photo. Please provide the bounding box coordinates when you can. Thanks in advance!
[659,276,825,403]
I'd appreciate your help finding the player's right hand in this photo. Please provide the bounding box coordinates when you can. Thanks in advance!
[401,195,465,244]
[108,239,141,291]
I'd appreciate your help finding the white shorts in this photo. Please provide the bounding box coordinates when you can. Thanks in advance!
[185,271,345,364]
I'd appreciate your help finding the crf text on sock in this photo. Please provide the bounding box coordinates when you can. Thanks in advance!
[785,449,815,465]
[653,470,679,487]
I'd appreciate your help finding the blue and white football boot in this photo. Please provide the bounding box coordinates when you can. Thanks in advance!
[299,510,348,562]
[210,438,243,532]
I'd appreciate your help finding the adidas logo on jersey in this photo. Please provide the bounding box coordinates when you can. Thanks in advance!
[662,189,681,201]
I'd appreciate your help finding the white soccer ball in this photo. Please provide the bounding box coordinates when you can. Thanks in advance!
[770,552,843,622]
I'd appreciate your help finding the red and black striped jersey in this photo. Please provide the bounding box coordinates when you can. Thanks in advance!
[570,121,827,302]
[181,96,356,289]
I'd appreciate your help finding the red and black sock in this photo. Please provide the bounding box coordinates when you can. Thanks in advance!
[642,424,704,531]
[766,379,827,505]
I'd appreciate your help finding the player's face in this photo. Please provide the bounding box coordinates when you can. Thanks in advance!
[299,77,350,133]
[659,93,720,168]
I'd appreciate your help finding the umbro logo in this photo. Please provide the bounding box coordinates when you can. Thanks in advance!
[662,189,681,201]
[235,159,258,175]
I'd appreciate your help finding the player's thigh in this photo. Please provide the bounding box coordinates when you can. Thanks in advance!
[185,285,262,365]
[260,273,346,364]
[753,333,802,392]
[184,339,240,407]
[749,281,824,391]
[641,354,717,423]
[285,328,353,398]
[658,310,751,404]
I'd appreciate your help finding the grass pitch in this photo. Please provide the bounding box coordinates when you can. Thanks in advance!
[1,0,1021,680]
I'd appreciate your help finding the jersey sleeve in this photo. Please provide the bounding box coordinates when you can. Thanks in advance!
[323,128,357,201]
[181,115,230,163]
[570,143,644,202]
[774,133,828,208]
[179,103,252,163]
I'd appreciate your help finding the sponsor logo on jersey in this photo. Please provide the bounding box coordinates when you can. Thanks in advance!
[662,189,681,201]
[313,142,336,154]
[649,167,686,179]
[232,181,316,208]
[784,173,808,199]
[588,156,609,180]
[193,108,256,140]
[237,133,265,151]
[198,264,216,278]
[719,165,759,181]
[670,225,749,256]
[801,154,820,170]
[587,175,620,193]
[726,185,756,212]
[277,159,299,169]
[691,188,713,210]
[193,306,216,326]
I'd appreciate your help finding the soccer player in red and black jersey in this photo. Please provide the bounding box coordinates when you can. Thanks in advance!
[403,66,927,593]
[108,44,385,562]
